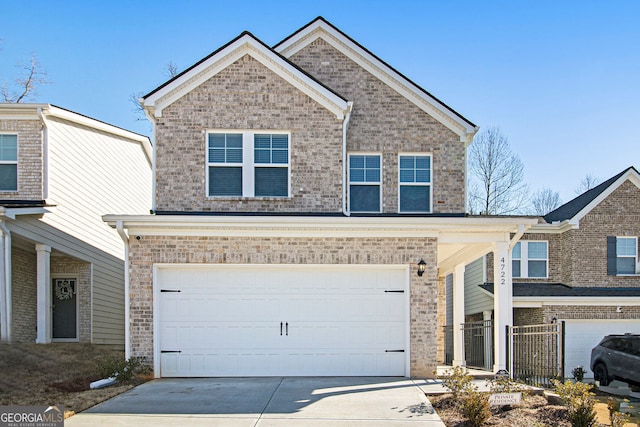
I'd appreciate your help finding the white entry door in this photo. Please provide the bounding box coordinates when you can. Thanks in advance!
[157,265,408,377]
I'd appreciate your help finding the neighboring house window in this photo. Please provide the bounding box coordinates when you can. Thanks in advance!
[398,154,431,213]
[608,236,638,275]
[0,134,17,192]
[512,241,548,278]
[349,154,381,212]
[207,132,289,197]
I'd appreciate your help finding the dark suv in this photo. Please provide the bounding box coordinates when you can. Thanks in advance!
[590,334,640,386]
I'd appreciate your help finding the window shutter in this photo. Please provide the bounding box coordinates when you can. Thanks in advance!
[607,236,617,276]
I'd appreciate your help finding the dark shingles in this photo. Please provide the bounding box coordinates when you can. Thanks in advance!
[481,282,640,297]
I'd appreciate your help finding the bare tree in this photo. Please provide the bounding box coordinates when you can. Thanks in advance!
[130,61,179,121]
[575,173,600,195]
[468,127,529,215]
[531,187,562,216]
[2,55,50,103]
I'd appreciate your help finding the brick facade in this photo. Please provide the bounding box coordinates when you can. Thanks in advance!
[290,39,466,214]
[0,119,43,200]
[11,246,37,342]
[128,235,439,377]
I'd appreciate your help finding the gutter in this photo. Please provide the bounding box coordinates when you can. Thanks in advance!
[115,221,131,359]
[142,102,157,213]
[342,102,354,216]
[37,107,49,200]
[0,220,11,342]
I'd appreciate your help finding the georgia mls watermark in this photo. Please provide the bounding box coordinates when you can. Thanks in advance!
[0,406,64,427]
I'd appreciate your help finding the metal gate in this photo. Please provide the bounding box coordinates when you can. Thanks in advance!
[462,320,493,370]
[507,321,565,387]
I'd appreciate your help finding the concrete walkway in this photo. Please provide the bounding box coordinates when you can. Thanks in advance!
[65,377,446,426]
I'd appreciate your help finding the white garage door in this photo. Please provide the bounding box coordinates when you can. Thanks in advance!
[564,319,640,379]
[156,265,408,377]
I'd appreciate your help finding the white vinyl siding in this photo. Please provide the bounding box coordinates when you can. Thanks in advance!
[464,256,492,315]
[398,154,431,213]
[207,131,290,198]
[512,241,548,279]
[349,154,381,213]
[43,117,152,345]
[0,134,18,191]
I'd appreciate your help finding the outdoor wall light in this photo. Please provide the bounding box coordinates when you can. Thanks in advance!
[417,259,426,277]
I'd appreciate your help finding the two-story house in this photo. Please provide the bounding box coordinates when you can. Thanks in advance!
[461,166,640,378]
[0,104,152,347]
[105,17,537,378]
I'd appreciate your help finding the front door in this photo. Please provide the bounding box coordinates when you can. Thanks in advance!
[52,278,77,340]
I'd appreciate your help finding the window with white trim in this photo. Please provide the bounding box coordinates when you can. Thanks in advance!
[0,134,17,192]
[398,154,431,213]
[348,154,381,212]
[512,241,548,278]
[608,236,638,275]
[207,132,289,197]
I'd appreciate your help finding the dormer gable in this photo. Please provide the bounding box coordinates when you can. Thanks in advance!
[142,31,350,120]
[274,17,477,144]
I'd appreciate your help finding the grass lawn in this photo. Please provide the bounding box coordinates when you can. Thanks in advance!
[0,343,149,418]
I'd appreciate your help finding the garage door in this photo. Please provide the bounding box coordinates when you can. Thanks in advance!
[157,265,407,377]
[564,319,640,379]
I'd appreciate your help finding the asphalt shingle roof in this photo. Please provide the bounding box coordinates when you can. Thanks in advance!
[480,282,640,297]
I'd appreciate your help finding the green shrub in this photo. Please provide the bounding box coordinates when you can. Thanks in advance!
[439,366,473,399]
[98,356,151,382]
[462,388,490,427]
[486,375,528,396]
[552,380,596,427]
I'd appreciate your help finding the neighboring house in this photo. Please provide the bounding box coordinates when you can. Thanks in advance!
[105,17,537,378]
[461,166,640,377]
[0,104,152,347]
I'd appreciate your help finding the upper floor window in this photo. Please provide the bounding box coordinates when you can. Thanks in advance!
[207,132,289,198]
[348,154,381,212]
[512,241,548,278]
[0,134,17,192]
[608,236,638,275]
[399,154,431,213]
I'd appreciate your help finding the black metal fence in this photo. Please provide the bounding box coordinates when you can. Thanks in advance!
[507,321,565,387]
[462,320,493,371]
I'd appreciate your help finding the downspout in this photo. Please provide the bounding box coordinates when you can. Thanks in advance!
[37,107,49,200]
[0,220,11,342]
[142,104,157,213]
[115,221,131,359]
[342,102,354,216]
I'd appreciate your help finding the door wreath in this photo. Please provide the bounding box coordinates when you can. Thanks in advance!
[54,279,75,300]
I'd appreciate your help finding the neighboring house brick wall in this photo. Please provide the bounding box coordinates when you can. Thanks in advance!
[11,246,37,342]
[51,255,92,342]
[513,308,544,326]
[565,181,640,287]
[154,55,343,213]
[0,119,42,200]
[129,235,439,377]
[289,39,466,214]
[540,305,640,323]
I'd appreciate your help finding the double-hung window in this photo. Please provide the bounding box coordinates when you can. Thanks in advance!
[207,132,289,198]
[349,154,381,212]
[399,154,431,213]
[608,236,638,275]
[0,134,17,192]
[512,241,548,278]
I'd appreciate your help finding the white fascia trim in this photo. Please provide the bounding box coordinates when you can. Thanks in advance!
[528,221,576,233]
[568,170,640,226]
[0,207,49,220]
[275,23,477,143]
[104,214,538,238]
[0,103,48,120]
[144,34,349,120]
[513,296,640,307]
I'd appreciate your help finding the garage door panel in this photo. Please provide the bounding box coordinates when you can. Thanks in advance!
[158,266,407,377]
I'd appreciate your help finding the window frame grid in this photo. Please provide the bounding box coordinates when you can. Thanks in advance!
[616,236,638,276]
[397,153,432,213]
[0,133,18,192]
[511,240,549,279]
[348,153,382,213]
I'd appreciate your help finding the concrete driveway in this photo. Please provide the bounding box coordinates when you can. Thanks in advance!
[65,377,446,426]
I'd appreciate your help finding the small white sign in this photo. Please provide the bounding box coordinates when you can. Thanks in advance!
[489,392,522,406]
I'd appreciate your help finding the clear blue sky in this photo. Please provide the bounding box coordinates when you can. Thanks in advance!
[1,0,638,203]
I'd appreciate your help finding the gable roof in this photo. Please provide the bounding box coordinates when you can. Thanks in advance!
[142,31,350,120]
[274,16,478,144]
[543,166,640,224]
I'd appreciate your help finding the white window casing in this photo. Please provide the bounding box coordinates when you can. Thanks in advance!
[512,241,548,279]
[398,153,432,213]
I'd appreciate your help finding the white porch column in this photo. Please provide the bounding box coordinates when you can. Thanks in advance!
[452,263,466,367]
[36,244,51,344]
[0,223,10,342]
[493,241,513,372]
